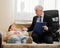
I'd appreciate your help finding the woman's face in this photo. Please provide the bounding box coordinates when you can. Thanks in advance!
[35,9,42,16]
[10,25,17,31]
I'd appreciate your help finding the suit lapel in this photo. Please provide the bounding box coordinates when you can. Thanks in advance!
[43,16,45,22]
[43,14,46,22]
[35,16,38,22]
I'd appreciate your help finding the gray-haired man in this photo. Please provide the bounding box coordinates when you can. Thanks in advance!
[21,5,53,44]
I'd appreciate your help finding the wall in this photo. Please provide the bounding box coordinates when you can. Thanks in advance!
[0,0,15,32]
[44,0,56,10]
[56,0,60,24]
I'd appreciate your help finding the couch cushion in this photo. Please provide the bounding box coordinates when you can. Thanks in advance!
[2,44,60,48]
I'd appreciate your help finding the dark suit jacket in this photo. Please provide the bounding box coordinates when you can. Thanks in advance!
[27,13,54,34]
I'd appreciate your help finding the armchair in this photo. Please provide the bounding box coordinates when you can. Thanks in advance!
[44,10,59,41]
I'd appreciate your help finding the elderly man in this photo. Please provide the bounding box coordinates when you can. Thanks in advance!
[21,5,53,44]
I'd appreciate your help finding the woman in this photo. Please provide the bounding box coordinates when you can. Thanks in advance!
[3,24,28,44]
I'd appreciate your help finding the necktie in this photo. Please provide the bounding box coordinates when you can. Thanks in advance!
[40,16,41,22]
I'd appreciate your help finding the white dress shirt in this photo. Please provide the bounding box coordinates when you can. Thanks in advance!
[36,12,44,22]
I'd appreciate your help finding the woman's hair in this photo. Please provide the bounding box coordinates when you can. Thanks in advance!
[8,24,13,32]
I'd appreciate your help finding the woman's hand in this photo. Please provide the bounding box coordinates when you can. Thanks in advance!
[21,26,26,31]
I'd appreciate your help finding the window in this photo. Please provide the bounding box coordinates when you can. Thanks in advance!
[44,0,56,10]
[15,0,43,24]
[14,0,57,24]
[15,0,40,21]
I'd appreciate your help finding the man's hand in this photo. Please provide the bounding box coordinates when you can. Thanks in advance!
[42,26,48,31]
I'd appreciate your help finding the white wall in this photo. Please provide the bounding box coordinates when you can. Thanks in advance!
[56,0,60,24]
[44,0,56,10]
[0,0,15,32]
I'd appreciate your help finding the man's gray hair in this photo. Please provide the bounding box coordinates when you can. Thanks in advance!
[35,5,43,10]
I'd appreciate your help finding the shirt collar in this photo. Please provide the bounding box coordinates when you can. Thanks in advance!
[41,12,44,17]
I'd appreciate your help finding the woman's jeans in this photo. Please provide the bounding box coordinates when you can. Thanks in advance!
[7,35,28,44]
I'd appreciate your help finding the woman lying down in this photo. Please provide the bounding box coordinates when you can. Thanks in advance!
[3,24,29,44]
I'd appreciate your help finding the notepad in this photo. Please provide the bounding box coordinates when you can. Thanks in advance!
[33,22,47,34]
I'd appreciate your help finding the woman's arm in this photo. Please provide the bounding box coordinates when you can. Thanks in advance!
[2,32,11,42]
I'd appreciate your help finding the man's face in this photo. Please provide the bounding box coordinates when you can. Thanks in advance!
[35,9,42,16]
